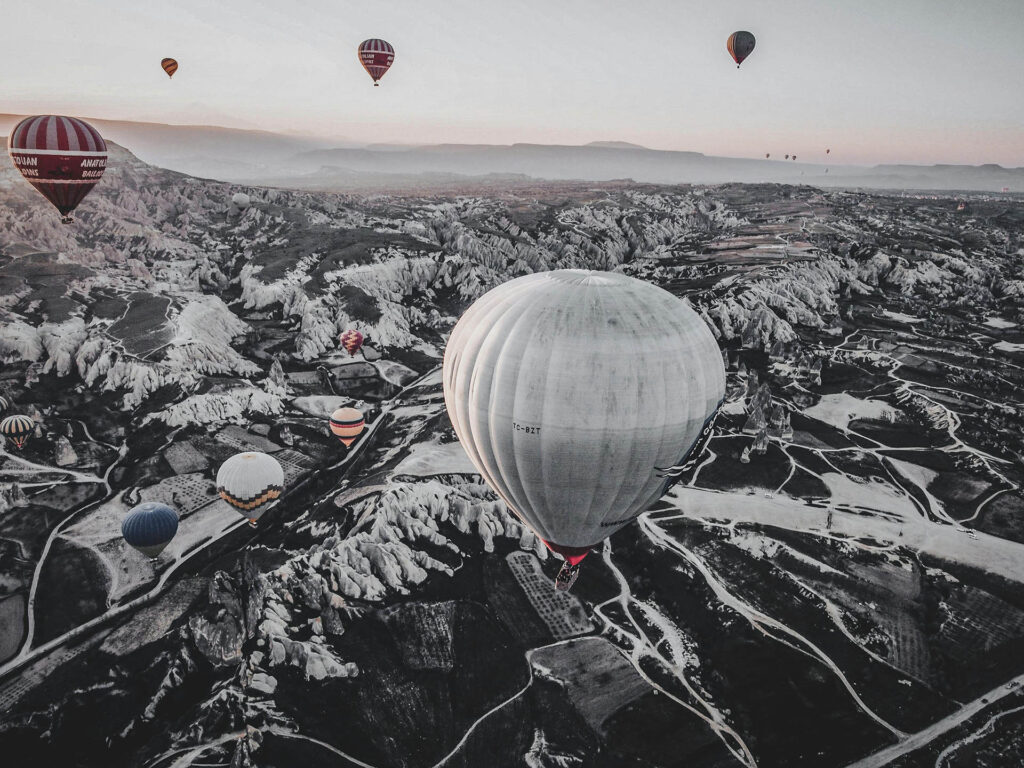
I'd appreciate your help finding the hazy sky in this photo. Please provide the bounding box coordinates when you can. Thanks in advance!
[1,0,1022,165]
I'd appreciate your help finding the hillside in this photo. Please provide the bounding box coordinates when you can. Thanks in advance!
[1,147,1024,767]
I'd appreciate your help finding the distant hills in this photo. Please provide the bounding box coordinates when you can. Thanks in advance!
[0,114,342,180]
[585,141,648,149]
[0,115,1019,193]
[274,143,1023,194]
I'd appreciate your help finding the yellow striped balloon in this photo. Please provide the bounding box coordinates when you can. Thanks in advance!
[161,58,178,78]
[329,407,365,447]
[1,415,35,450]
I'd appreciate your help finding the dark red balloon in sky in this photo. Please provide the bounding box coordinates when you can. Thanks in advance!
[358,39,395,85]
[8,115,107,223]
[727,31,756,67]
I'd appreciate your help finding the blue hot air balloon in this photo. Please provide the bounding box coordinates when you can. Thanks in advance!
[121,502,179,559]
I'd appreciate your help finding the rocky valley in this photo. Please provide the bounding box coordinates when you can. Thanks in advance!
[1,143,1024,768]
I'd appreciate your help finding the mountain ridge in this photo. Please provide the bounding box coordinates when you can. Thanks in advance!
[0,114,1020,193]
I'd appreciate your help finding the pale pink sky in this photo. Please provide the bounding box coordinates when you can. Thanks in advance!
[1,0,1022,166]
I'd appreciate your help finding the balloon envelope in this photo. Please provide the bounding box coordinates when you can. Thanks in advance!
[358,39,395,84]
[8,116,107,222]
[122,502,179,558]
[1,414,34,449]
[216,452,284,521]
[339,329,364,356]
[329,407,366,447]
[161,58,178,78]
[443,270,725,563]
[727,31,756,66]
[231,192,250,209]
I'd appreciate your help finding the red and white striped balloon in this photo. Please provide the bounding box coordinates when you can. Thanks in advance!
[358,39,395,85]
[8,115,107,223]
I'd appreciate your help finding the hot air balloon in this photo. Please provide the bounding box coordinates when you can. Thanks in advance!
[358,39,395,85]
[727,31,756,68]
[0,396,8,416]
[231,192,250,210]
[8,116,107,223]
[122,502,179,560]
[329,407,366,447]
[766,153,770,159]
[339,329,364,357]
[792,155,797,161]
[1,415,35,450]
[161,58,178,78]
[826,148,830,155]
[443,270,725,591]
[216,452,284,526]
[785,154,789,160]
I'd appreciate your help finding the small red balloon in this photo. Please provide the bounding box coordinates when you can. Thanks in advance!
[358,39,395,85]
[339,329,364,356]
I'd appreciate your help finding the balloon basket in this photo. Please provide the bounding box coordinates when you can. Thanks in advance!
[248,519,258,528]
[554,561,581,592]
[61,215,74,224]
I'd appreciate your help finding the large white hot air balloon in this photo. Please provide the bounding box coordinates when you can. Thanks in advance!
[443,270,725,589]
[216,451,284,526]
